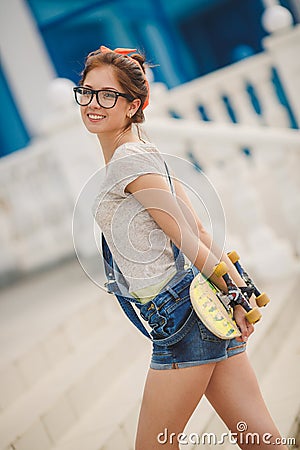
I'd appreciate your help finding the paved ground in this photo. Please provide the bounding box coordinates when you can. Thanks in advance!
[0,258,102,369]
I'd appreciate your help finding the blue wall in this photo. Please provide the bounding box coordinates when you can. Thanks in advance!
[26,0,268,86]
[179,0,265,77]
[0,66,30,157]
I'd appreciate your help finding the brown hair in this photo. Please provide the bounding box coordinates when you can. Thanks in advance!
[80,48,148,124]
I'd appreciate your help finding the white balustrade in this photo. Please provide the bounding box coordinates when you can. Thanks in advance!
[0,145,73,276]
[146,25,300,129]
[144,118,300,280]
[151,54,267,124]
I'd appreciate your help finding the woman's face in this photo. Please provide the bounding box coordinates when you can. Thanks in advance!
[80,65,132,136]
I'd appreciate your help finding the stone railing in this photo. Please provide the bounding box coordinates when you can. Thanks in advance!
[145,118,300,281]
[0,104,101,282]
[147,24,300,130]
[148,53,290,127]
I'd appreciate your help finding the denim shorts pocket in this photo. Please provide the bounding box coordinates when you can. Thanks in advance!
[197,320,221,343]
[148,271,194,340]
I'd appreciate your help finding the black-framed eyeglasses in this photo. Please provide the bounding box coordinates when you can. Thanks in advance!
[73,86,133,109]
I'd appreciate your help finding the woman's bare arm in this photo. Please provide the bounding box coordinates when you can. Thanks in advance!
[126,173,228,291]
[126,172,254,340]
[172,175,249,290]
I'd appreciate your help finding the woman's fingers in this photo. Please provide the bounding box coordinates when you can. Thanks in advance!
[234,305,255,342]
[243,321,255,342]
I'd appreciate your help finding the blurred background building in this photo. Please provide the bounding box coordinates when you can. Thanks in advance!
[0,1,300,450]
[1,0,300,157]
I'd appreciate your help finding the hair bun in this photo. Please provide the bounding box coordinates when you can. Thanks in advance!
[130,53,146,74]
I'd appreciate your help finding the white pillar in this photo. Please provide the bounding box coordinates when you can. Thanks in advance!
[0,0,56,135]
[263,24,300,126]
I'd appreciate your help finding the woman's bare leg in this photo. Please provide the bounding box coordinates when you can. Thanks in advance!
[205,352,288,449]
[135,363,216,450]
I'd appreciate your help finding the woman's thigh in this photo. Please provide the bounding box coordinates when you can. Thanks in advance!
[205,352,288,449]
[135,363,216,450]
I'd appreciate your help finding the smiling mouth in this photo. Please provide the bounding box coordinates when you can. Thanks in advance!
[87,113,106,120]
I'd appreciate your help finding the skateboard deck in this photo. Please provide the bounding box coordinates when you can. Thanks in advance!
[190,272,241,339]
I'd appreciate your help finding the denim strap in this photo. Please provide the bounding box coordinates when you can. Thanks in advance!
[163,160,185,270]
[116,295,151,339]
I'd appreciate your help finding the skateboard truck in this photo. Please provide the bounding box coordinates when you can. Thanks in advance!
[227,251,270,307]
[213,262,262,324]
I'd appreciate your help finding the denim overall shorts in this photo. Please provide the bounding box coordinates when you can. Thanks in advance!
[101,163,246,370]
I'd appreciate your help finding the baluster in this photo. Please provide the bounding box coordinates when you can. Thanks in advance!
[203,89,232,123]
[224,79,262,125]
[248,65,290,127]
[169,92,201,120]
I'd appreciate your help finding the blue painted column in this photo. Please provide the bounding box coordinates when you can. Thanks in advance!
[139,0,190,87]
[0,68,30,156]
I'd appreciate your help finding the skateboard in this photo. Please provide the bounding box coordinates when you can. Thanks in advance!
[227,251,270,307]
[189,259,263,339]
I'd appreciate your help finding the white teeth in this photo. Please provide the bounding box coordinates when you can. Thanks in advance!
[88,114,105,119]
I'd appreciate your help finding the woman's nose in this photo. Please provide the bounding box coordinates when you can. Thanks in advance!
[90,94,101,108]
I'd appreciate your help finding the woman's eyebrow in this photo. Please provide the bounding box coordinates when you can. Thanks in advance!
[82,84,118,91]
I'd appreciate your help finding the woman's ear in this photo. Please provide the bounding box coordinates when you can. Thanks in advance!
[128,98,141,117]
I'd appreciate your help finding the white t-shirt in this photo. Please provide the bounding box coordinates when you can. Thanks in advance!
[92,141,177,302]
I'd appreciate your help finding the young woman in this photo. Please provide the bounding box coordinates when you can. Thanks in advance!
[74,45,287,449]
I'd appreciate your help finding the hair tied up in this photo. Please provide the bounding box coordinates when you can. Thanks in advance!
[98,46,149,110]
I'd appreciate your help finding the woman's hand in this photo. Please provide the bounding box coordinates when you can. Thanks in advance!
[249,293,258,309]
[233,304,255,342]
